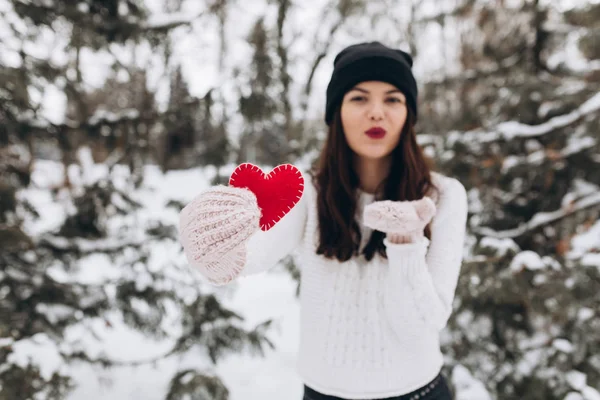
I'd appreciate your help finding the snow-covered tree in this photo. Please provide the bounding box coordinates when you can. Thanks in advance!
[0,1,272,398]
[418,2,600,399]
[2,0,599,398]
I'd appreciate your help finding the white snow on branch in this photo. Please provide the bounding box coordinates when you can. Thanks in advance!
[88,108,140,125]
[553,338,574,353]
[40,234,148,255]
[564,393,584,400]
[501,136,597,174]
[480,236,520,257]
[582,386,600,400]
[497,92,600,140]
[452,364,493,400]
[474,191,600,239]
[509,250,546,273]
[7,333,66,381]
[567,370,587,391]
[143,11,205,30]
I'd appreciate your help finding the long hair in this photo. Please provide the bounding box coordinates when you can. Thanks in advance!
[311,106,438,262]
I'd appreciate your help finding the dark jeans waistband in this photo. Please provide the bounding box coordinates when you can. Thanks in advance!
[302,371,453,400]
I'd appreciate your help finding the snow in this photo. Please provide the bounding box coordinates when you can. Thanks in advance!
[582,386,600,400]
[3,0,600,398]
[88,109,140,125]
[479,237,520,257]
[63,269,304,400]
[13,156,305,400]
[516,348,544,376]
[581,253,600,271]
[65,314,205,399]
[215,272,304,399]
[68,253,123,285]
[553,338,575,353]
[546,27,600,74]
[573,179,600,197]
[466,188,484,214]
[7,333,66,381]
[18,186,66,235]
[498,92,600,140]
[79,47,117,90]
[41,84,67,125]
[567,370,588,391]
[563,136,596,157]
[15,151,517,399]
[577,308,595,322]
[0,0,461,124]
[451,364,493,400]
[143,10,205,29]
[568,218,600,261]
[501,155,520,173]
[475,191,600,239]
[36,303,78,325]
[509,250,546,273]
[518,331,552,351]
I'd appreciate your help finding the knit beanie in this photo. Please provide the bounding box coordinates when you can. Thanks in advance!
[324,41,418,125]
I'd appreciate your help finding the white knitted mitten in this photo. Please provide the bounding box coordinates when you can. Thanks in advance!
[179,185,261,285]
[363,197,436,243]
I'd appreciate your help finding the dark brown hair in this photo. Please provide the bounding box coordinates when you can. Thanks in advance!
[310,106,438,262]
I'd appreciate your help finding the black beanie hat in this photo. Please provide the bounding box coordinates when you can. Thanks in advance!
[324,41,418,125]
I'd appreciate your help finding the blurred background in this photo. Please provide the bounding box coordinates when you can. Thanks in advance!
[1,0,599,399]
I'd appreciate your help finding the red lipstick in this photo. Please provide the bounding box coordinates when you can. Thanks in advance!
[365,127,386,139]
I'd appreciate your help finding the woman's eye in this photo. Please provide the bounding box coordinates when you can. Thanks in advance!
[387,97,404,103]
[351,96,366,102]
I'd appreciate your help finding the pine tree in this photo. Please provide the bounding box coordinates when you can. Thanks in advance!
[1,1,274,398]
[418,1,600,398]
[237,17,288,165]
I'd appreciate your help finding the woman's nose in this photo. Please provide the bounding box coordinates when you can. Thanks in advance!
[368,104,384,121]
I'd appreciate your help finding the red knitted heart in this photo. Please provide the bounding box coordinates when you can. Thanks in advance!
[229,163,304,231]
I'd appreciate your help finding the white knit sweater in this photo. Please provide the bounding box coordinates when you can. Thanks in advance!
[235,171,468,399]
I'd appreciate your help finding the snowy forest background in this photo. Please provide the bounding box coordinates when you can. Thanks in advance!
[1,0,599,399]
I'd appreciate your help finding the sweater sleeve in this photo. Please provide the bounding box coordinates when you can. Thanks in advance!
[238,172,309,277]
[382,177,468,331]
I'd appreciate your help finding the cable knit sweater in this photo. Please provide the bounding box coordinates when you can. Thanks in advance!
[210,171,467,399]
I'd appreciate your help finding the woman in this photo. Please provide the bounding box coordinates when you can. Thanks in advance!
[179,41,467,400]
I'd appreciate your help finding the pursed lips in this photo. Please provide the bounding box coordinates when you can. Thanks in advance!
[365,127,386,138]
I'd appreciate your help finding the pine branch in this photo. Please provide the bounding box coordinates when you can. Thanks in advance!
[449,91,600,146]
[38,235,149,257]
[64,318,274,368]
[473,191,600,239]
[410,0,477,26]
[424,55,522,86]
[65,344,180,368]
[141,11,206,32]
[495,92,600,140]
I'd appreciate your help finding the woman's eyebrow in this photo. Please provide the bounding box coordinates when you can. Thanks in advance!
[386,89,404,95]
[350,87,405,96]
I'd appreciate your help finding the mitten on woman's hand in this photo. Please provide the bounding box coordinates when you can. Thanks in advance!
[179,185,261,284]
[363,197,436,244]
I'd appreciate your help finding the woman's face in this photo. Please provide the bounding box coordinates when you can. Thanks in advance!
[340,81,408,161]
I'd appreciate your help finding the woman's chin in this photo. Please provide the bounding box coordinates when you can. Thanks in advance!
[355,149,393,161]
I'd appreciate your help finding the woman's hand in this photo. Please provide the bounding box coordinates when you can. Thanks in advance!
[363,197,436,244]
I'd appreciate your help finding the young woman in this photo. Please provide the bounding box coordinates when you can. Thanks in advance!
[179,41,467,400]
